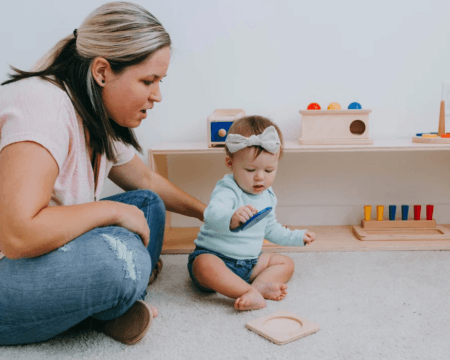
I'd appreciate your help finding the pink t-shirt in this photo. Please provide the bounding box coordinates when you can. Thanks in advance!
[0,77,136,260]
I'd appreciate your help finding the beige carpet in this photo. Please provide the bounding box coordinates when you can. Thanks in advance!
[2,251,450,360]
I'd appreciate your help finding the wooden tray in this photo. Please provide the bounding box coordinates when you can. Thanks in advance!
[353,225,450,241]
[246,310,319,345]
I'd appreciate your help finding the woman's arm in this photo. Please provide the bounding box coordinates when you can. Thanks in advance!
[0,141,140,259]
[108,155,207,222]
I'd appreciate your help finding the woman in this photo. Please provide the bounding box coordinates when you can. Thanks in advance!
[0,2,206,345]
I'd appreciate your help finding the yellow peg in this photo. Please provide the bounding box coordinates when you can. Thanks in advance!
[377,205,384,221]
[364,205,372,221]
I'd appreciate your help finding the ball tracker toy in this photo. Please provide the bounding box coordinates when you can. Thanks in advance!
[231,207,272,232]
[299,102,373,145]
[353,204,450,241]
[412,100,450,143]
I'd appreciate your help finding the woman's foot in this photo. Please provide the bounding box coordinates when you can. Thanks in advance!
[98,300,158,345]
[234,287,266,311]
[253,282,288,301]
[148,258,163,285]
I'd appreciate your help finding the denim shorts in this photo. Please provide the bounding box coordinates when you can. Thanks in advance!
[187,246,259,292]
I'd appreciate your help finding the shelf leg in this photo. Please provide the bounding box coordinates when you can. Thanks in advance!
[148,150,171,229]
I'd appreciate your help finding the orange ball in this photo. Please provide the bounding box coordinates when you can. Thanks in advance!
[307,103,321,110]
[327,102,341,110]
[218,129,227,137]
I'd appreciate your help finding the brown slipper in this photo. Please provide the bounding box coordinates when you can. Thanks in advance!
[148,258,163,285]
[99,300,153,345]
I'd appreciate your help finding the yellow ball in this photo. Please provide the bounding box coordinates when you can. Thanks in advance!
[327,102,341,110]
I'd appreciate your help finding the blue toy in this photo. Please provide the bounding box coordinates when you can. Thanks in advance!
[401,205,409,220]
[389,205,397,220]
[231,207,272,232]
[348,102,362,109]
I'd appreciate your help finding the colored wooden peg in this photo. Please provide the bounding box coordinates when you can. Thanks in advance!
[376,205,384,221]
[364,205,371,221]
[426,205,434,220]
[401,205,409,220]
[389,205,396,220]
[414,205,421,220]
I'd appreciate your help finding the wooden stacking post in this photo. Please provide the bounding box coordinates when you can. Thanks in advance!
[438,100,445,135]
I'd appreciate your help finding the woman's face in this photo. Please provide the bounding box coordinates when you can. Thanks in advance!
[101,46,170,128]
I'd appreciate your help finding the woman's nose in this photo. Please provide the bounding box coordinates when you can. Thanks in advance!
[149,84,162,102]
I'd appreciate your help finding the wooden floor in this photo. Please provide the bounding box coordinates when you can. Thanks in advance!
[162,225,450,254]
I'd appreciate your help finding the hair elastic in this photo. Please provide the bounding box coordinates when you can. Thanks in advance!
[73,29,78,39]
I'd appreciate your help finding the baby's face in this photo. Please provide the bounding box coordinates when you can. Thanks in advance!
[226,147,279,195]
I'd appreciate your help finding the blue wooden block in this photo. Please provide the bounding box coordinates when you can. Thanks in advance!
[401,205,409,220]
[210,121,234,142]
[389,205,396,220]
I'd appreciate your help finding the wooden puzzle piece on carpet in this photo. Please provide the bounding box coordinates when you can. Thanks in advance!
[246,310,320,345]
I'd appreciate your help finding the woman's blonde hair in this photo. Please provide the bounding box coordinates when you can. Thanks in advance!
[225,115,284,159]
[2,1,171,162]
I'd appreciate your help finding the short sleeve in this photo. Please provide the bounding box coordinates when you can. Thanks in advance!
[0,78,71,173]
[113,141,135,166]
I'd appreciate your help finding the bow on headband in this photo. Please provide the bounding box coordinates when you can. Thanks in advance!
[225,126,281,154]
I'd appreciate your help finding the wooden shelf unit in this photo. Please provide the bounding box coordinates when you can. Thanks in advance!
[148,138,450,254]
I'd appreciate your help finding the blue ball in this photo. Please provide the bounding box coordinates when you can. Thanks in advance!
[348,102,362,109]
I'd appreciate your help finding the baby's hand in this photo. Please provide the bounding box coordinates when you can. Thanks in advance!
[230,205,258,230]
[303,230,315,245]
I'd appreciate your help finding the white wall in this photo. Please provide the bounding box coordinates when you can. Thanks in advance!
[2,0,450,226]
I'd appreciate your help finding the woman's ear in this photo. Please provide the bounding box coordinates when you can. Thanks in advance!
[225,156,233,170]
[91,57,110,87]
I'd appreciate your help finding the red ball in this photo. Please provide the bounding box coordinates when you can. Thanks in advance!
[307,103,321,110]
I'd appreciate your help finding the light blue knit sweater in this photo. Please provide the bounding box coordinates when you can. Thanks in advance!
[195,174,307,260]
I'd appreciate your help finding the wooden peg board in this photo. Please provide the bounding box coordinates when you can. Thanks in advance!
[353,219,450,241]
[412,100,449,143]
[411,136,450,144]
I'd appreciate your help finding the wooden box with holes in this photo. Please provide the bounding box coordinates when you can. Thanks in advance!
[207,108,246,148]
[298,105,373,145]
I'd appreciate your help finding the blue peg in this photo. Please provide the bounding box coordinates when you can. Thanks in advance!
[401,205,409,220]
[389,205,396,220]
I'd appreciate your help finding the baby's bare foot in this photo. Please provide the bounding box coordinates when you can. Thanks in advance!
[253,282,288,301]
[234,287,266,311]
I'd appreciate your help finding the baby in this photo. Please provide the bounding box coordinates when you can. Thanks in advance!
[188,115,315,311]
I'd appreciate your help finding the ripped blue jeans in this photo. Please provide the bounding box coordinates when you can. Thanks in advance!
[0,190,165,346]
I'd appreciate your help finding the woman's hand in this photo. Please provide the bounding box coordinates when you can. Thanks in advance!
[229,205,258,231]
[113,202,150,247]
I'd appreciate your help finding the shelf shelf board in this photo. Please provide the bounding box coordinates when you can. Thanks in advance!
[150,138,450,155]
[162,225,450,254]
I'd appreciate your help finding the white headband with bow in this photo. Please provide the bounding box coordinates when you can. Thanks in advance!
[225,126,281,154]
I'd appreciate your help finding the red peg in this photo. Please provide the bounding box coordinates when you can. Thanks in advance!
[426,205,434,220]
[414,205,421,220]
